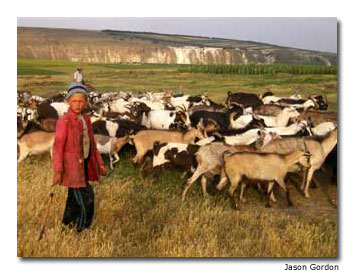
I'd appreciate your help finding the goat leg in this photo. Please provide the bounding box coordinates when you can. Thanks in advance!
[215,169,228,191]
[152,166,162,183]
[240,183,247,203]
[109,154,114,170]
[182,168,204,201]
[276,178,293,207]
[227,178,240,210]
[286,188,293,207]
[112,153,120,164]
[265,183,273,208]
[180,171,188,179]
[268,182,277,202]
[201,176,207,197]
[303,168,315,198]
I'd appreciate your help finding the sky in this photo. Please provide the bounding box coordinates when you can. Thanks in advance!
[17,17,337,53]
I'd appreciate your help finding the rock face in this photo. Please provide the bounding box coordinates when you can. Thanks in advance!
[17,27,337,66]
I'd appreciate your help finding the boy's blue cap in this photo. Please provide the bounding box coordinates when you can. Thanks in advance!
[66,82,88,99]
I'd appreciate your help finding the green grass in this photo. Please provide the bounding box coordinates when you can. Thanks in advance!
[17,67,65,76]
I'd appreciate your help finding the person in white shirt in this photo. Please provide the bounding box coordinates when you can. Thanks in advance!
[74,67,84,84]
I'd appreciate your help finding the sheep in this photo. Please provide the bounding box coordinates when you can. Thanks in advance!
[94,134,131,169]
[17,131,55,163]
[261,128,337,198]
[218,150,311,209]
[131,127,206,165]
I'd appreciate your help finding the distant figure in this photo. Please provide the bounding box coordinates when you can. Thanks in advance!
[74,67,84,84]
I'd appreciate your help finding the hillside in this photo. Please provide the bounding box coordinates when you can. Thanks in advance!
[17,27,337,66]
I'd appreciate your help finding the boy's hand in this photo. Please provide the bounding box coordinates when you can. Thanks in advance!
[52,171,63,186]
[100,165,107,176]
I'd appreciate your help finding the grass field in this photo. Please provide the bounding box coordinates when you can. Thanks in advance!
[17,59,338,257]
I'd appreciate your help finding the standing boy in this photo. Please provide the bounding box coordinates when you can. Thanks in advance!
[52,82,106,232]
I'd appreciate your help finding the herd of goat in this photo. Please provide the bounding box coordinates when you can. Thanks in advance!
[17,89,337,209]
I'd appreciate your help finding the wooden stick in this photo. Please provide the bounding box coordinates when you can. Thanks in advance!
[38,185,56,241]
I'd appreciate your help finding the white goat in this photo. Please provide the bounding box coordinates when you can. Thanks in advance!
[50,102,69,117]
[256,107,299,127]
[95,134,131,169]
[141,109,191,130]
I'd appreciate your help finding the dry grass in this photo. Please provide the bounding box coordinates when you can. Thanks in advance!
[17,151,337,257]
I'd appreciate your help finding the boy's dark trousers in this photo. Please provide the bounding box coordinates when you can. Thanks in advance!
[62,158,95,232]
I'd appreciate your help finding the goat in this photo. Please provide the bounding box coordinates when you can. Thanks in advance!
[92,120,119,137]
[222,129,274,146]
[275,95,328,111]
[261,93,303,105]
[37,102,59,120]
[141,142,200,180]
[226,91,263,108]
[228,113,267,130]
[296,110,337,127]
[17,131,55,163]
[141,109,191,130]
[181,142,257,201]
[142,136,216,180]
[217,150,311,209]
[311,122,336,136]
[107,98,132,113]
[255,107,300,127]
[131,127,206,165]
[191,110,239,131]
[264,120,311,137]
[50,102,69,117]
[252,104,285,116]
[261,129,337,198]
[170,95,210,110]
[94,134,131,169]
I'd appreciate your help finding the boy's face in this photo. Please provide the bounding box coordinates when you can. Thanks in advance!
[67,93,88,114]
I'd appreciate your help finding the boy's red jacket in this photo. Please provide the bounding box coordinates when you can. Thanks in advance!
[52,109,104,188]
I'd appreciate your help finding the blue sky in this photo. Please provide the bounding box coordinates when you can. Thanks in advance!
[17,17,337,53]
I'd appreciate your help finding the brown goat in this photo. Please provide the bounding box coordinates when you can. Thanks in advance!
[131,127,206,165]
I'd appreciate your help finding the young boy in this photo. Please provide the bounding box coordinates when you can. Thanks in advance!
[52,82,106,232]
